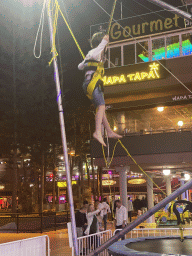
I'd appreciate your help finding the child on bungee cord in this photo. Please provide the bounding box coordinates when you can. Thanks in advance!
[78,32,122,147]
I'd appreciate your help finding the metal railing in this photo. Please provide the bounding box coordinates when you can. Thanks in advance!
[72,227,192,256]
[71,230,113,256]
[0,210,75,233]
[0,235,50,256]
[115,227,192,239]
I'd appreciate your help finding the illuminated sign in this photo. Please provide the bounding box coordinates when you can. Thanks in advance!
[128,179,146,185]
[110,14,181,41]
[102,180,116,186]
[57,181,77,188]
[172,94,192,101]
[139,39,192,62]
[103,62,163,86]
[91,1,185,42]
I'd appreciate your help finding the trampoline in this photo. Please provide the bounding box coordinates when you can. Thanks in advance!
[108,236,192,256]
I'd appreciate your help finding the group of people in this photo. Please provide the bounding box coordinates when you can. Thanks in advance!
[75,198,111,239]
[75,196,148,242]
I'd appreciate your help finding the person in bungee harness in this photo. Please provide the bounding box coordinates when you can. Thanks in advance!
[78,32,122,147]
[173,199,192,225]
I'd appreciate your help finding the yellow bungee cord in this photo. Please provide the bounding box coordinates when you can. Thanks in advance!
[102,139,167,196]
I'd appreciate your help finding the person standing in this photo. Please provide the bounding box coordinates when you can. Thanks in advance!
[75,206,87,237]
[85,204,103,249]
[101,198,111,230]
[141,196,148,214]
[127,197,133,223]
[114,200,127,240]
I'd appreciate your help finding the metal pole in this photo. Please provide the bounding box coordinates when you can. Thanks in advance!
[147,0,192,20]
[88,178,192,256]
[46,2,78,255]
[120,2,123,20]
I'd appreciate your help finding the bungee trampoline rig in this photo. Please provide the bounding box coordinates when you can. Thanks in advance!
[33,0,192,255]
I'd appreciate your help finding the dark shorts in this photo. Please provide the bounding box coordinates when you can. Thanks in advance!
[83,77,105,108]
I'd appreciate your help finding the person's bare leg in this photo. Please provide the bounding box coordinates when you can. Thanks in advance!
[93,105,107,147]
[102,112,122,139]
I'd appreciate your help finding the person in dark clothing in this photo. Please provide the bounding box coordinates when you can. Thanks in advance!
[75,206,87,237]
[141,196,148,213]
[133,197,141,212]
[173,200,192,225]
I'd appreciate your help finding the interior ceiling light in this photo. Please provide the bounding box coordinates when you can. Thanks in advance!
[163,169,170,175]
[178,121,184,127]
[157,107,164,112]
[128,179,146,185]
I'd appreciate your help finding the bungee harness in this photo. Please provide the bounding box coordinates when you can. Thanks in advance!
[173,200,192,242]
[84,60,105,100]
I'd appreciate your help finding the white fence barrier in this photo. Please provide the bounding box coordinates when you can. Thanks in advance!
[77,230,112,256]
[0,235,50,256]
[70,226,192,256]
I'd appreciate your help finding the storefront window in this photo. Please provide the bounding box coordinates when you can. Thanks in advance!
[152,38,165,61]
[124,44,135,65]
[110,47,121,67]
[182,33,192,56]
[166,35,180,58]
[136,41,148,63]
[108,104,192,134]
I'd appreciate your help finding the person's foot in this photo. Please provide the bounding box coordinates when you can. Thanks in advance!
[93,132,107,147]
[107,131,123,139]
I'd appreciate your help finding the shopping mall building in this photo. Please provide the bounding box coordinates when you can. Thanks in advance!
[90,0,192,219]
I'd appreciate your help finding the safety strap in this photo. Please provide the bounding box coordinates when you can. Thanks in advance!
[86,63,104,99]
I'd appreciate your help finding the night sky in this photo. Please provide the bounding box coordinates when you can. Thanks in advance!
[0,0,185,152]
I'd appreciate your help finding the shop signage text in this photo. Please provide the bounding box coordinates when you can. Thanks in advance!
[172,95,192,101]
[110,14,180,41]
[103,62,161,86]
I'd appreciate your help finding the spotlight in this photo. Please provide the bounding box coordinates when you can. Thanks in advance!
[113,126,117,131]
[157,107,164,112]
[178,121,183,127]
[163,169,170,175]
[184,173,190,181]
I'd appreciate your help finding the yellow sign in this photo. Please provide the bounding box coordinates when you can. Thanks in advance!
[102,180,116,186]
[110,14,180,41]
[103,63,160,86]
[57,181,77,188]
[128,179,146,185]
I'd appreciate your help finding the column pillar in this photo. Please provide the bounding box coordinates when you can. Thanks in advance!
[180,180,185,200]
[166,176,172,196]
[116,166,129,210]
[147,174,154,223]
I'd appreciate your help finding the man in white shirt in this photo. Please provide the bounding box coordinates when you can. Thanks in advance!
[101,198,111,230]
[128,197,133,222]
[115,200,127,240]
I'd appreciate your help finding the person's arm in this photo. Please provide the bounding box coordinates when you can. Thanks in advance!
[87,209,100,217]
[107,204,111,213]
[131,202,133,211]
[91,35,109,59]
[122,207,127,228]
[78,59,85,70]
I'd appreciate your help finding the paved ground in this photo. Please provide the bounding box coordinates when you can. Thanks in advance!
[0,229,72,256]
[0,221,188,256]
[0,222,115,256]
